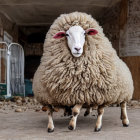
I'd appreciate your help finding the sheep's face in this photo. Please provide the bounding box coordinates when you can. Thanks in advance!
[66,26,85,57]
[53,25,98,57]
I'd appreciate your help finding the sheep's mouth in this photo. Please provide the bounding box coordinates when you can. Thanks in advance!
[72,53,82,57]
[73,53,82,55]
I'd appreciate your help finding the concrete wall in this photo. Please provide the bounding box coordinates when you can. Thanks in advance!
[99,2,121,54]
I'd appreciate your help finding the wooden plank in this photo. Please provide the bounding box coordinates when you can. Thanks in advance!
[1,57,6,83]
[122,56,140,100]
[119,0,128,29]
[0,44,6,84]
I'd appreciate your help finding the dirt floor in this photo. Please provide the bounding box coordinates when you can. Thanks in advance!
[0,106,140,140]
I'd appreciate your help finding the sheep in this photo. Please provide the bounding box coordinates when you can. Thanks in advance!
[33,12,134,132]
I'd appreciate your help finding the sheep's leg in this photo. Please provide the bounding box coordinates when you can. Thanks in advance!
[64,106,72,116]
[68,104,82,130]
[120,106,123,120]
[47,109,54,133]
[120,101,129,127]
[94,106,104,132]
[84,107,92,116]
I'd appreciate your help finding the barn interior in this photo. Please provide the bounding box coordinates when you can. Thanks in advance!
[0,0,139,99]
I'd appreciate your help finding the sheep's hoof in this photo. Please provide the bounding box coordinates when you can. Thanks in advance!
[48,128,54,133]
[84,111,89,117]
[123,124,129,127]
[94,127,102,132]
[68,125,74,130]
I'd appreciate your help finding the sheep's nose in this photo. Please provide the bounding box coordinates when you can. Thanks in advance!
[74,48,81,51]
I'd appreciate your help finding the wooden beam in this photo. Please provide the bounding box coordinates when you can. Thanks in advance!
[119,0,128,29]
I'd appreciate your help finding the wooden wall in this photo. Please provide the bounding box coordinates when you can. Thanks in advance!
[0,13,18,84]
[23,43,43,56]
[120,0,140,99]
[122,57,140,99]
[0,13,18,42]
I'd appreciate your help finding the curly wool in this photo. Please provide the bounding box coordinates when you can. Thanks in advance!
[33,12,134,106]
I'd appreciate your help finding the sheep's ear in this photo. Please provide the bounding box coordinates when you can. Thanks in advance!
[85,28,98,35]
[53,31,66,39]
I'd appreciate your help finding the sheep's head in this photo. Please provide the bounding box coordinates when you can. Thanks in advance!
[53,26,98,57]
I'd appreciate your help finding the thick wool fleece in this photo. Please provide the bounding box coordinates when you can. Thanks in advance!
[33,12,133,107]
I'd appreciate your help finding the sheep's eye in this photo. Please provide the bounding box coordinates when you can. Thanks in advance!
[66,34,69,37]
